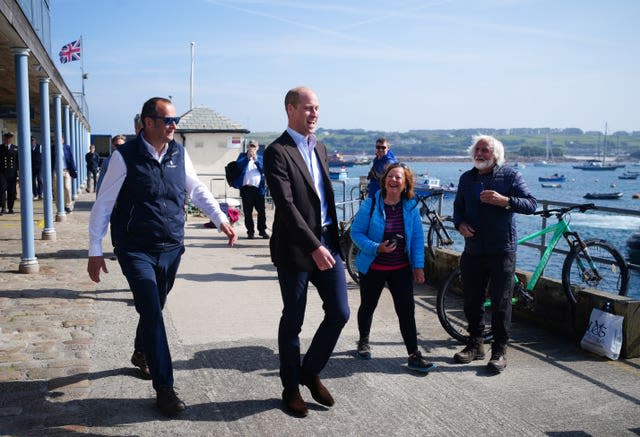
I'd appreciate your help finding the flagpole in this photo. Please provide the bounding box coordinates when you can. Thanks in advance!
[80,35,85,97]
[190,42,195,110]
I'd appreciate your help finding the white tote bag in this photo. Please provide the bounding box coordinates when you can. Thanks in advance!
[580,308,624,360]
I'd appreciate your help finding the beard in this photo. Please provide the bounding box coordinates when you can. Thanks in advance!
[473,159,494,171]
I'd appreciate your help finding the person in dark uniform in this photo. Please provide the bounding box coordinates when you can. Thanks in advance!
[0,132,19,214]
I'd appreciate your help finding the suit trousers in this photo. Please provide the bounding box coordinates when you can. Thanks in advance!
[32,167,43,197]
[115,245,185,391]
[239,185,266,235]
[460,251,515,346]
[276,232,350,390]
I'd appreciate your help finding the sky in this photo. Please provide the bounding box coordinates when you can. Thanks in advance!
[51,0,640,135]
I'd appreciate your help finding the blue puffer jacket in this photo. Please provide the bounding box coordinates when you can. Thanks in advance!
[453,164,537,255]
[350,191,424,274]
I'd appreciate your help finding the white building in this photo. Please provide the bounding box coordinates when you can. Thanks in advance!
[175,106,249,201]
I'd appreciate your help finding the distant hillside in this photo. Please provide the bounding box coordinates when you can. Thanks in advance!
[248,128,640,160]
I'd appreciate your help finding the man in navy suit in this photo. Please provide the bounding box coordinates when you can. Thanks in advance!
[31,136,43,200]
[0,132,19,214]
[264,87,349,417]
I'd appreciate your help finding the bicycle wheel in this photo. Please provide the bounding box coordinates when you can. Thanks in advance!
[436,268,493,344]
[562,239,630,306]
[346,241,360,284]
[426,215,455,260]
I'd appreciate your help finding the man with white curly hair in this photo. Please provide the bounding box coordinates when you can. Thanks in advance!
[452,134,537,373]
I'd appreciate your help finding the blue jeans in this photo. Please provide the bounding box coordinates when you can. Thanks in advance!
[276,233,350,390]
[357,266,418,355]
[115,245,185,390]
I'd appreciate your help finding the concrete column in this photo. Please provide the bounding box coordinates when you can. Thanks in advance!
[39,79,56,240]
[12,48,39,273]
[70,113,78,200]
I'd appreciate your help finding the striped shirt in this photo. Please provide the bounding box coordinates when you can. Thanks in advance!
[370,202,409,270]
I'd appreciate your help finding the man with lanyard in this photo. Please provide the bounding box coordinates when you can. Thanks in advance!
[87,97,237,417]
[264,87,349,417]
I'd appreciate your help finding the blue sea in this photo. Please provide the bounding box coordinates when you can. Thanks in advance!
[333,161,640,299]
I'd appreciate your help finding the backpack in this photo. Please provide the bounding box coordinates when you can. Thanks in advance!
[225,160,241,188]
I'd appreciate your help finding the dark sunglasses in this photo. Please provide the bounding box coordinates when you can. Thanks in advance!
[375,145,387,150]
[151,116,181,126]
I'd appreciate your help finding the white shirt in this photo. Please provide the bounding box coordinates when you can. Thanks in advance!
[88,135,228,256]
[286,127,331,226]
[242,157,262,187]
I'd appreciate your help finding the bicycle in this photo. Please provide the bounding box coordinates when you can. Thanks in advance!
[436,203,630,343]
[342,188,456,284]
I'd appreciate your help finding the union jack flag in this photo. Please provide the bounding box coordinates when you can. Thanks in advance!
[59,39,81,64]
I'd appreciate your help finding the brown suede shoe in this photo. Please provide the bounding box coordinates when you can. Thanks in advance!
[300,372,335,407]
[131,351,152,380]
[282,388,308,417]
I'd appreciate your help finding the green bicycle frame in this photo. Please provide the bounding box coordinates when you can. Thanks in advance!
[514,218,571,292]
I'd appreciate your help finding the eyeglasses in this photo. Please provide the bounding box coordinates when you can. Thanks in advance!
[150,116,181,126]
[375,146,388,150]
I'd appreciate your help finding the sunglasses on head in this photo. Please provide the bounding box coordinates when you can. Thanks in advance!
[150,116,181,126]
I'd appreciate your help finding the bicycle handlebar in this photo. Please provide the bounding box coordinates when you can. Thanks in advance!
[415,188,445,200]
[534,203,596,218]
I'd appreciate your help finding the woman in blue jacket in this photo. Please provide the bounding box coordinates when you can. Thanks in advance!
[350,163,435,373]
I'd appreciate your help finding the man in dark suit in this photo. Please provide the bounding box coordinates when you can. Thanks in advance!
[31,136,43,200]
[264,87,349,418]
[0,132,19,214]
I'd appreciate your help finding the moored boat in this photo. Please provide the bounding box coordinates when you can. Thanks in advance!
[583,192,623,200]
[618,172,638,180]
[538,173,566,182]
[329,167,348,180]
[541,183,562,188]
[328,153,355,167]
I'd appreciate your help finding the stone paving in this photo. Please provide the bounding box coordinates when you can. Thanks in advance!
[1,192,640,436]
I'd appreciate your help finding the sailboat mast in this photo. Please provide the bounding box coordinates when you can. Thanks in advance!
[603,122,608,165]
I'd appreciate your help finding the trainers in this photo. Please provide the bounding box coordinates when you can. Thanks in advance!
[131,351,151,380]
[407,351,436,373]
[487,345,507,373]
[156,387,186,417]
[356,338,371,359]
[453,337,485,364]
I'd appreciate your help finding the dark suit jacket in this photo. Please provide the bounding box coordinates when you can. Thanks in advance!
[264,131,339,271]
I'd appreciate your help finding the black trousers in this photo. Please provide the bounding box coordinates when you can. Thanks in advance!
[460,251,515,346]
[32,167,43,197]
[357,266,418,355]
[240,185,266,235]
[1,176,17,211]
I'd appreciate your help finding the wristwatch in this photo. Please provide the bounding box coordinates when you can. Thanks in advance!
[505,197,512,210]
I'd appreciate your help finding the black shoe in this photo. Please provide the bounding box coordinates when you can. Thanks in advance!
[259,231,270,239]
[131,351,152,380]
[300,372,334,407]
[356,338,371,359]
[487,345,507,373]
[282,388,308,417]
[407,350,437,373]
[247,233,255,239]
[64,207,72,213]
[7,210,13,214]
[156,387,186,417]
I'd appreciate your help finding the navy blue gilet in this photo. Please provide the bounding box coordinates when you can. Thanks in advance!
[110,136,186,252]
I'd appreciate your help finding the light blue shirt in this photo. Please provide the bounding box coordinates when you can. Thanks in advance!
[286,127,331,226]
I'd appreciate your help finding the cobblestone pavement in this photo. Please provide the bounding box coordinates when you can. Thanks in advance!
[1,192,640,436]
